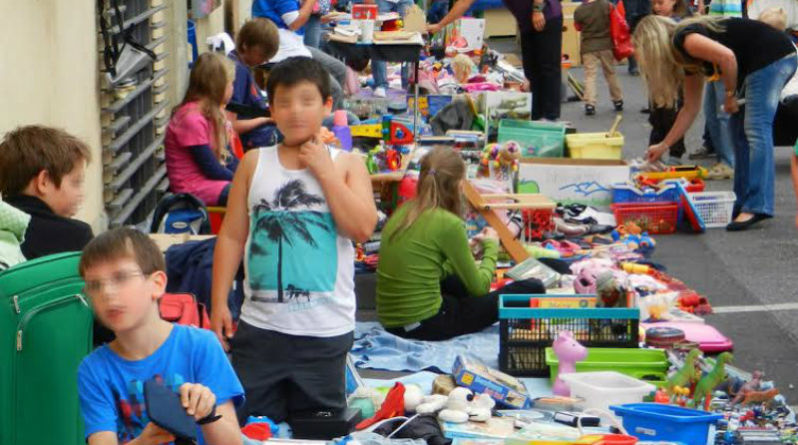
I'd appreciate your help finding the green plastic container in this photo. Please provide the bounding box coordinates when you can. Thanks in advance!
[498,119,566,158]
[545,347,669,386]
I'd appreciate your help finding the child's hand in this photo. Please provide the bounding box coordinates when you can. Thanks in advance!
[136,422,175,445]
[180,383,217,421]
[299,134,334,179]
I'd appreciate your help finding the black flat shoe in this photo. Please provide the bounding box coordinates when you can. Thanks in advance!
[726,213,771,231]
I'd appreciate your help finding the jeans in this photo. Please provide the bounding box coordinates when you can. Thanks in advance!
[372,0,413,89]
[703,80,735,166]
[731,54,797,216]
[304,14,323,48]
[308,46,347,109]
[520,16,563,120]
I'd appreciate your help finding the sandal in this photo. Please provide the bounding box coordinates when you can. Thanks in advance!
[706,162,734,180]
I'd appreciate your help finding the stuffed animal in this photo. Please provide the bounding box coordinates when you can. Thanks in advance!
[552,331,587,397]
[414,386,495,423]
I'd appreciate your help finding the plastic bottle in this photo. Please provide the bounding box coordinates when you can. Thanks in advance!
[332,109,353,151]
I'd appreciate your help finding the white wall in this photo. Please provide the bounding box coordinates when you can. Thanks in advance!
[0,0,105,230]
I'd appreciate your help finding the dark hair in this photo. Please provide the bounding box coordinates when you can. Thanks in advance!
[236,18,279,62]
[79,228,166,277]
[266,57,331,104]
[0,125,91,196]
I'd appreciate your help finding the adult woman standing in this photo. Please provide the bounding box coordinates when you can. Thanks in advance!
[428,0,563,120]
[635,15,797,231]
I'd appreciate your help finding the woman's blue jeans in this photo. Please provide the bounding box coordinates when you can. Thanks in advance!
[730,53,797,216]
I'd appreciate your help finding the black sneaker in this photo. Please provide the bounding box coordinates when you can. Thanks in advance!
[585,104,596,116]
[613,100,624,111]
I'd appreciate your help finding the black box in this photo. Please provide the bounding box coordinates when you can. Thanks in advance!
[288,408,362,440]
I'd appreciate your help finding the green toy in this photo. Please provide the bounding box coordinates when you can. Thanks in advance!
[692,352,734,410]
[665,349,701,396]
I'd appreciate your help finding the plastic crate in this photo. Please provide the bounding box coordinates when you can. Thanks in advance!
[566,132,625,160]
[545,347,668,386]
[611,182,679,204]
[610,403,723,445]
[498,294,640,377]
[611,202,679,234]
[688,191,736,228]
[498,119,566,158]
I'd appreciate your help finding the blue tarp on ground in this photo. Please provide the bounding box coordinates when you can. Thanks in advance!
[351,322,500,374]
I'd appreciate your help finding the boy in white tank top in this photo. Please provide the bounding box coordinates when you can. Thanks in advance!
[210,57,378,423]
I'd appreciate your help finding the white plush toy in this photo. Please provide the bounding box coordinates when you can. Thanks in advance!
[410,387,495,423]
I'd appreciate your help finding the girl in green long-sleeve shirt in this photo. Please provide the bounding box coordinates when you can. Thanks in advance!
[376,147,544,341]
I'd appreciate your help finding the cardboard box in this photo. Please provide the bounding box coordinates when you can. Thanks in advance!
[518,158,630,209]
[452,355,530,409]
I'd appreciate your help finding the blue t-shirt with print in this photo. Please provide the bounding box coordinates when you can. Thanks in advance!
[228,50,278,149]
[253,0,304,34]
[77,325,244,445]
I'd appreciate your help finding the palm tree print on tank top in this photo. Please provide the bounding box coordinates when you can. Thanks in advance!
[247,179,338,303]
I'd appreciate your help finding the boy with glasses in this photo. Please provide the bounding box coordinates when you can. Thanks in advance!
[77,228,244,445]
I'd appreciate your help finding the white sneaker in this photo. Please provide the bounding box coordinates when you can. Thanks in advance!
[373,87,387,98]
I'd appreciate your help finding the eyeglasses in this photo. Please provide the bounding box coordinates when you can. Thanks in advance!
[83,270,148,296]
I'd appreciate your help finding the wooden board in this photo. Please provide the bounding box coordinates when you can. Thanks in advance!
[462,181,530,263]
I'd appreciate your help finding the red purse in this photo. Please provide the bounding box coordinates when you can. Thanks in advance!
[609,1,634,61]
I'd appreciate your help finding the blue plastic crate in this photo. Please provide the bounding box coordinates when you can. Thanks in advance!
[498,294,640,376]
[610,403,723,445]
[611,182,679,204]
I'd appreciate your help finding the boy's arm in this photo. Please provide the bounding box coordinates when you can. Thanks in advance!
[211,150,257,350]
[198,401,242,445]
[283,0,316,31]
[300,139,378,243]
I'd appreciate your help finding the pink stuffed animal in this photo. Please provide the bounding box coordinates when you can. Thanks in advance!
[552,331,587,396]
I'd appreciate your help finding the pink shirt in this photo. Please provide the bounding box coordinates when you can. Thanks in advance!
[165,102,230,206]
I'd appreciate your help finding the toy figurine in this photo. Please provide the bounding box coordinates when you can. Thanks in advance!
[666,349,701,397]
[740,388,780,407]
[552,331,588,397]
[692,352,733,410]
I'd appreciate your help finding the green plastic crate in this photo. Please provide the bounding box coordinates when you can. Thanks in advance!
[545,347,669,386]
[498,119,566,158]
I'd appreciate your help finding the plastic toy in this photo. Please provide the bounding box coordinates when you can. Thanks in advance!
[731,370,763,405]
[242,415,279,441]
[552,331,588,397]
[693,352,733,410]
[666,349,701,397]
[740,388,779,407]
[355,382,405,429]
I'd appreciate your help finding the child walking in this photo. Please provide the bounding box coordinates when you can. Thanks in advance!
[210,57,377,423]
[165,52,239,206]
[575,0,624,115]
[647,0,691,163]
[376,147,545,341]
[77,228,244,445]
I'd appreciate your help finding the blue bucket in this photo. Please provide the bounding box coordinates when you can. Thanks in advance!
[610,403,722,445]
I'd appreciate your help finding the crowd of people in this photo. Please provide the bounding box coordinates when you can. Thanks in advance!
[1,0,798,443]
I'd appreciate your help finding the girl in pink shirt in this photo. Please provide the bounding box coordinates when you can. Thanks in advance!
[166,53,239,206]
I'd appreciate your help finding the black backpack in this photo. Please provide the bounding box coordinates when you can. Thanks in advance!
[150,193,211,235]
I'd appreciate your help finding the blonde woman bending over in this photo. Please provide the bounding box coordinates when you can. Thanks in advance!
[634,15,797,231]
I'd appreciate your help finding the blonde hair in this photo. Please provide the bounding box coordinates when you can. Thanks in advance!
[175,52,235,161]
[759,7,787,31]
[390,147,466,240]
[633,15,726,107]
